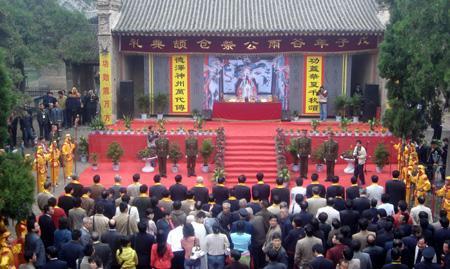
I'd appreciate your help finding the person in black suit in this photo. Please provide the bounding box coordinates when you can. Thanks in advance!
[310,244,334,269]
[212,177,229,204]
[234,175,251,202]
[248,190,262,215]
[326,176,345,199]
[226,188,240,212]
[294,201,313,227]
[346,177,360,200]
[39,205,56,249]
[91,232,112,269]
[433,217,450,263]
[363,234,386,269]
[149,174,167,200]
[58,229,84,269]
[271,178,290,206]
[385,170,406,211]
[169,175,188,201]
[101,219,122,268]
[252,172,270,201]
[339,200,360,234]
[381,248,408,269]
[414,247,441,269]
[283,215,305,269]
[43,246,67,269]
[190,176,209,204]
[96,191,115,219]
[131,222,155,269]
[306,173,326,198]
[353,189,371,215]
[57,185,75,215]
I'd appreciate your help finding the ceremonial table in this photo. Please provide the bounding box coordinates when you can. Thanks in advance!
[212,102,282,120]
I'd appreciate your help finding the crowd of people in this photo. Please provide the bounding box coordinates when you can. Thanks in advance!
[6,87,98,148]
[9,170,449,269]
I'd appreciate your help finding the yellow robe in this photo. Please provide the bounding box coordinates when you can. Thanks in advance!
[62,141,75,178]
[413,173,431,205]
[49,148,61,186]
[436,185,450,221]
[33,154,48,193]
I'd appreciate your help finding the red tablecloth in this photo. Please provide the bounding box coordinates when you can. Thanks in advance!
[89,132,216,162]
[212,102,282,120]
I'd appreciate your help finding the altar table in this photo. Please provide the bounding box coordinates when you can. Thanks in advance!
[212,102,282,120]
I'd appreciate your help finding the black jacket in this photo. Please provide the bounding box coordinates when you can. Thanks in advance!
[131,232,155,267]
[309,256,334,269]
[58,195,75,215]
[381,263,408,269]
[252,183,271,201]
[58,240,83,269]
[339,209,360,234]
[101,230,122,266]
[282,227,305,255]
[385,179,406,208]
[353,197,371,215]
[132,196,152,220]
[93,241,112,269]
[346,185,360,200]
[271,187,290,206]
[234,184,251,202]
[363,245,386,269]
[149,184,168,200]
[326,185,345,199]
[190,185,209,204]
[38,214,55,248]
[42,259,67,269]
[96,198,115,219]
[169,183,188,201]
[413,261,441,269]
[306,183,326,198]
[212,185,229,204]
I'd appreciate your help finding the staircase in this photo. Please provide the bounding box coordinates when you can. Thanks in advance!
[224,135,278,184]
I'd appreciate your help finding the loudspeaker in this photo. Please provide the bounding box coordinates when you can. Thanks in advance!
[362,84,380,121]
[118,80,134,119]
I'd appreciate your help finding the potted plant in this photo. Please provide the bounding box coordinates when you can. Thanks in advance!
[107,141,124,171]
[137,95,150,119]
[311,120,320,133]
[123,115,132,132]
[169,143,183,173]
[373,143,390,173]
[350,94,363,123]
[277,166,291,185]
[213,168,225,182]
[154,93,169,120]
[200,139,215,173]
[368,118,378,134]
[78,136,89,163]
[90,153,98,171]
[89,116,106,133]
[286,138,300,172]
[138,148,154,173]
[291,110,299,121]
[194,116,204,130]
[335,95,350,121]
[312,143,326,172]
[340,118,352,133]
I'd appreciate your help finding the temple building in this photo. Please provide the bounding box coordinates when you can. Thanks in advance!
[97,0,388,123]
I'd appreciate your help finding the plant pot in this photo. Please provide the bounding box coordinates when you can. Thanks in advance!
[343,158,355,174]
[112,163,120,171]
[315,164,324,173]
[291,164,300,172]
[140,113,148,120]
[80,155,88,163]
[142,159,155,173]
[92,164,98,171]
[171,165,179,173]
[352,116,359,123]
[376,166,383,173]
[157,114,164,120]
[336,116,342,122]
[201,164,209,173]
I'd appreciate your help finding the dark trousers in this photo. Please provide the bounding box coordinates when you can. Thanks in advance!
[158,156,167,176]
[299,156,309,178]
[187,155,196,176]
[39,123,50,140]
[326,160,335,180]
[171,250,185,269]
[250,244,266,269]
[354,163,365,184]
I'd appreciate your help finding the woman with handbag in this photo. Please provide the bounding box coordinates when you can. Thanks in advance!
[151,230,174,269]
[181,223,202,269]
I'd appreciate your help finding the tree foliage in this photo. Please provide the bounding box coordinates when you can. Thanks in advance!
[0,152,34,220]
[0,50,13,148]
[379,0,450,140]
[0,0,97,88]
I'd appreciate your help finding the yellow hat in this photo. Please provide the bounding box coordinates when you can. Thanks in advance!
[418,165,425,169]
[446,176,450,180]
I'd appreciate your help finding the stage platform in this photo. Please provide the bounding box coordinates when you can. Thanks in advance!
[83,119,398,188]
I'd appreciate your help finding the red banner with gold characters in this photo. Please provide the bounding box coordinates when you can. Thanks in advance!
[303,56,324,115]
[170,55,190,114]
[99,52,113,124]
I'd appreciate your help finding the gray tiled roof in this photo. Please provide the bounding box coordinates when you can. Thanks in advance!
[113,0,385,36]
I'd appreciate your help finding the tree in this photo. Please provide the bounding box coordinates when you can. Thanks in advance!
[0,49,13,148]
[379,0,450,141]
[0,152,34,220]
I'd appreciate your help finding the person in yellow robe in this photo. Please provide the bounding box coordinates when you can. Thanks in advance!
[436,176,450,221]
[32,146,48,193]
[0,222,15,269]
[48,141,61,186]
[413,165,431,205]
[61,134,75,179]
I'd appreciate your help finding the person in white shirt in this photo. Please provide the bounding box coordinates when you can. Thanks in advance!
[289,177,307,214]
[353,140,367,185]
[366,175,384,204]
[376,193,395,216]
[316,198,340,225]
[167,223,185,268]
[410,196,433,225]
[187,212,208,269]
[114,194,140,223]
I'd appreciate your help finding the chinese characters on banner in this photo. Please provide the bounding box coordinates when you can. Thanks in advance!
[99,53,113,124]
[303,56,324,115]
[170,55,190,114]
